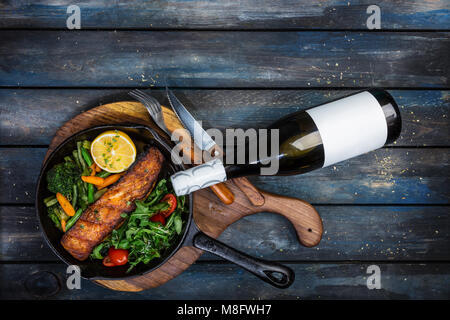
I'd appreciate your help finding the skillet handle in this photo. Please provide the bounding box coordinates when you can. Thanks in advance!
[193,232,294,289]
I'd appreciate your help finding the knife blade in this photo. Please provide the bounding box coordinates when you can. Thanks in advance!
[166,88,218,156]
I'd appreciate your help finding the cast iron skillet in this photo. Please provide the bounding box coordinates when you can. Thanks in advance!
[36,124,294,288]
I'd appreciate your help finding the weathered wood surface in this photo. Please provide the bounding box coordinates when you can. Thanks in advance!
[0,0,448,299]
[1,89,448,147]
[0,31,448,88]
[0,1,448,30]
[1,148,448,205]
[1,263,448,299]
[2,205,448,262]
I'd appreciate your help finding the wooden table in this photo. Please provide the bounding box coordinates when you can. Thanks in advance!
[0,1,448,300]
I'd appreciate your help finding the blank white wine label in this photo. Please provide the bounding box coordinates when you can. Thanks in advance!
[306,91,387,167]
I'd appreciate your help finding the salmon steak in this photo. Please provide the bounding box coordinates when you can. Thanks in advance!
[61,147,164,261]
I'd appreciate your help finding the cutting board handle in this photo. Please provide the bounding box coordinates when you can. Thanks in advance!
[230,178,322,247]
[258,190,323,247]
[195,182,323,248]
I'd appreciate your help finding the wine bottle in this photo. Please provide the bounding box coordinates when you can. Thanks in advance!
[170,89,402,196]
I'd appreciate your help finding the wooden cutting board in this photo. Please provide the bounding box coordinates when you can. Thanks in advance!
[45,101,323,292]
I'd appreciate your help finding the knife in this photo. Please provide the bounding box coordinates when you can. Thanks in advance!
[167,89,221,159]
[166,88,235,205]
[166,88,265,207]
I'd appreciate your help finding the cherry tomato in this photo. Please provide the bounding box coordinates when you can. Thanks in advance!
[150,213,166,225]
[108,248,129,266]
[160,194,177,217]
[102,255,115,267]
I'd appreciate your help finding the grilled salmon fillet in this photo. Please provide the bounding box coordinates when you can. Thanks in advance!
[61,147,164,261]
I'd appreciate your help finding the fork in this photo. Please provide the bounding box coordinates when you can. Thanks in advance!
[128,89,171,136]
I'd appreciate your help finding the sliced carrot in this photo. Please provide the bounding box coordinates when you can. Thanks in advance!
[81,175,105,186]
[95,163,101,172]
[61,219,67,232]
[97,173,122,189]
[90,163,98,176]
[56,192,75,217]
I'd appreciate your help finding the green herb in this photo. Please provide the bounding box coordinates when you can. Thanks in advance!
[93,209,101,221]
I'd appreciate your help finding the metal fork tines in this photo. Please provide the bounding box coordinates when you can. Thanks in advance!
[128,89,171,136]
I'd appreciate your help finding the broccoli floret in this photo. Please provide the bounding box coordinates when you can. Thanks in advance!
[46,160,81,198]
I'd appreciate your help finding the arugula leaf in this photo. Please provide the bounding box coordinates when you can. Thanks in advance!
[174,215,183,235]
[144,179,168,205]
[90,178,188,272]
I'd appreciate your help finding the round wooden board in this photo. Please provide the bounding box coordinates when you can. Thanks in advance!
[46,101,323,292]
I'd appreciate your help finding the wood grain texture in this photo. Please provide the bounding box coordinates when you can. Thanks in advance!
[2,205,448,262]
[2,147,448,205]
[39,100,322,291]
[0,1,448,30]
[1,263,449,299]
[0,31,448,88]
[1,89,448,147]
[232,177,265,206]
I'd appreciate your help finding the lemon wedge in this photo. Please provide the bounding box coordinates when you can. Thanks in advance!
[91,130,136,173]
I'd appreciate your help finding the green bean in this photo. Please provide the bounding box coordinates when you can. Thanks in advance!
[43,195,57,207]
[43,195,54,203]
[77,141,87,171]
[66,208,83,231]
[71,185,78,208]
[94,188,108,201]
[72,150,82,169]
[96,171,111,178]
[81,147,93,167]
[74,179,87,211]
[46,198,58,207]
[79,184,88,205]
[88,184,95,204]
[76,179,85,198]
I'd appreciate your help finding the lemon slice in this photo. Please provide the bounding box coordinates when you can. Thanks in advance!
[91,130,136,173]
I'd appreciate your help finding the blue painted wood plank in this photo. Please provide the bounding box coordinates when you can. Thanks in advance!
[0,89,448,146]
[0,1,448,30]
[0,31,448,88]
[251,146,450,204]
[1,263,449,299]
[1,148,448,204]
[1,205,448,262]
